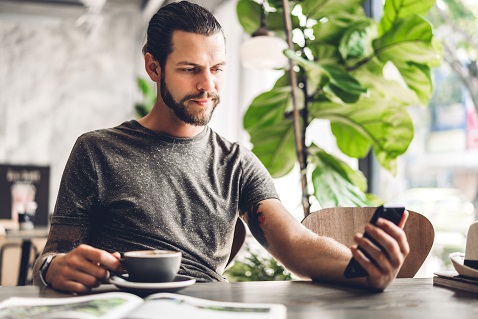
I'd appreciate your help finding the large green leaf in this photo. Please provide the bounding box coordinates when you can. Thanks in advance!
[244,87,292,130]
[379,0,437,35]
[431,36,444,67]
[321,64,368,103]
[284,50,367,103]
[134,78,156,118]
[243,87,297,177]
[247,122,297,177]
[394,62,433,106]
[237,0,440,211]
[310,6,365,46]
[236,0,300,38]
[309,145,382,208]
[308,42,342,64]
[338,20,377,66]
[352,62,420,106]
[266,9,301,38]
[301,0,364,21]
[236,0,261,35]
[283,50,328,94]
[309,96,414,174]
[373,15,441,66]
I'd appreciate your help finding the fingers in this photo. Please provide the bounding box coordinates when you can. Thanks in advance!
[47,244,122,293]
[111,251,122,260]
[351,218,410,290]
[78,245,124,274]
[365,224,400,269]
[352,232,393,277]
[376,218,410,258]
[361,219,409,266]
[350,244,388,280]
[110,251,125,275]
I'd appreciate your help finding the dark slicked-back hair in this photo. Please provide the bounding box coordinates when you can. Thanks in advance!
[143,1,224,67]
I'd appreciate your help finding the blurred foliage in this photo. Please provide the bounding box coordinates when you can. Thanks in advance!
[237,0,442,210]
[135,78,156,118]
[428,0,478,114]
[224,246,292,282]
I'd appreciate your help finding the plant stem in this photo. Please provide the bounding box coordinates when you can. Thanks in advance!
[281,0,310,217]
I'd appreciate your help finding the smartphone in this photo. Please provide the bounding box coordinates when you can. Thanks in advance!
[343,206,408,278]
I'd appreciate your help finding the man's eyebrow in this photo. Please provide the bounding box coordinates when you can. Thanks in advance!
[176,61,227,67]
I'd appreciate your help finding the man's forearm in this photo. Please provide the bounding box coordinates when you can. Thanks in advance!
[32,253,58,286]
[279,232,352,281]
[33,224,89,286]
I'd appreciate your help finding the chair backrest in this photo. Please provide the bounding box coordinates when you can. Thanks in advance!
[301,207,435,278]
[226,218,247,268]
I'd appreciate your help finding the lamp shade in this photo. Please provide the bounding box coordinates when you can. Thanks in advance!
[240,35,288,69]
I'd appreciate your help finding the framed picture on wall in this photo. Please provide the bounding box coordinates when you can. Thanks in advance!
[0,164,50,226]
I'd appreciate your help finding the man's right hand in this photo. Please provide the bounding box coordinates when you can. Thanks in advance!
[45,244,123,293]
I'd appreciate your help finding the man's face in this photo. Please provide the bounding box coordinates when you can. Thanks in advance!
[160,31,226,126]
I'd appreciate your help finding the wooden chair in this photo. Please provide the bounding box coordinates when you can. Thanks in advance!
[301,207,435,278]
[226,218,247,268]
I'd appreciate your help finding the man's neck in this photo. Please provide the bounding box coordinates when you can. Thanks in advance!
[137,106,205,138]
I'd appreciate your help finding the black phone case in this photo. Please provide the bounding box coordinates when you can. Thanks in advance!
[343,206,405,278]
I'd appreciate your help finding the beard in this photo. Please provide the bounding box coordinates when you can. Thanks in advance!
[160,72,220,126]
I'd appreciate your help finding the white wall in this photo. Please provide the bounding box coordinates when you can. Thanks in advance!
[0,0,143,213]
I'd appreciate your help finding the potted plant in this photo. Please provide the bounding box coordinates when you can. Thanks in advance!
[237,0,443,216]
[224,243,293,281]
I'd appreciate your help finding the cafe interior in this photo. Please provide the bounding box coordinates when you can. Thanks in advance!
[1,0,478,292]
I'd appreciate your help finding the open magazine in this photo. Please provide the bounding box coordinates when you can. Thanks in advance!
[0,292,286,319]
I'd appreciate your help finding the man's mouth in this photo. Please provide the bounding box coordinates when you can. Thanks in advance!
[190,99,213,107]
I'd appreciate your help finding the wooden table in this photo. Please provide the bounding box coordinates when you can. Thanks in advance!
[0,278,477,318]
[2,227,49,285]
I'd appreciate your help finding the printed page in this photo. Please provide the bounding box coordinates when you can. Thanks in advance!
[126,293,286,319]
[0,292,143,319]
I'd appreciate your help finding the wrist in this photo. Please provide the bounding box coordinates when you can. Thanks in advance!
[39,255,57,287]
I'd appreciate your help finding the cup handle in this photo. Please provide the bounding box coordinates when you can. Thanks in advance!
[115,273,130,281]
[113,255,129,280]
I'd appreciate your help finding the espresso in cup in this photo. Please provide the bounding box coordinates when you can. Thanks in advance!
[120,250,181,283]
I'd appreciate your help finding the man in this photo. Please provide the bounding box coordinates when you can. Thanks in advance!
[33,1,409,293]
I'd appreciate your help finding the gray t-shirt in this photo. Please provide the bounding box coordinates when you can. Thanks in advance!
[51,120,279,282]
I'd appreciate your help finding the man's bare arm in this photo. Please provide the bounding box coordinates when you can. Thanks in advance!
[33,224,123,293]
[242,199,351,280]
[32,224,89,286]
[242,198,409,291]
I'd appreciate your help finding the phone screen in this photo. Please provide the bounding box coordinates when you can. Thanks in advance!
[343,206,407,278]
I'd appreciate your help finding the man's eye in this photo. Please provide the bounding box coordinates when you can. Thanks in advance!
[184,68,197,73]
[212,68,223,73]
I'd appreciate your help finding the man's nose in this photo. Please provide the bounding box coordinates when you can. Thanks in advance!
[196,71,216,92]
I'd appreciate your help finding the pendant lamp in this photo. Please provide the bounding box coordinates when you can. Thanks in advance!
[239,4,288,69]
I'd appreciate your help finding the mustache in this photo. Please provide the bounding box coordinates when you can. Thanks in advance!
[184,91,220,101]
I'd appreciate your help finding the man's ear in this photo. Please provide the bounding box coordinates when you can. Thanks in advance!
[144,52,160,82]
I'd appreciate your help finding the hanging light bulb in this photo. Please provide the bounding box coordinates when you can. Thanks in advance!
[240,4,288,69]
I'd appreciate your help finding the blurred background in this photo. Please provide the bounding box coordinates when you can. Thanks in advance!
[1,0,477,283]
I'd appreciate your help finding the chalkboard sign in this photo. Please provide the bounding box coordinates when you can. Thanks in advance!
[0,164,50,226]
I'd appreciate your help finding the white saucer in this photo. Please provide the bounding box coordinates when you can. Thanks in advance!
[109,274,196,292]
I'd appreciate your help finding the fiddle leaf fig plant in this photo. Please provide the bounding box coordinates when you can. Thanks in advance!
[237,0,442,213]
[135,78,156,118]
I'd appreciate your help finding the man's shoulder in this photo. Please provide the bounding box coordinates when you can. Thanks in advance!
[207,129,266,173]
[208,128,249,153]
[77,120,137,141]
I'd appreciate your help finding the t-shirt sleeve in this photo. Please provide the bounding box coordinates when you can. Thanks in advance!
[238,147,279,214]
[50,135,98,227]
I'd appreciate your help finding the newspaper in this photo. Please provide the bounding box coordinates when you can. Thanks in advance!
[0,292,286,319]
